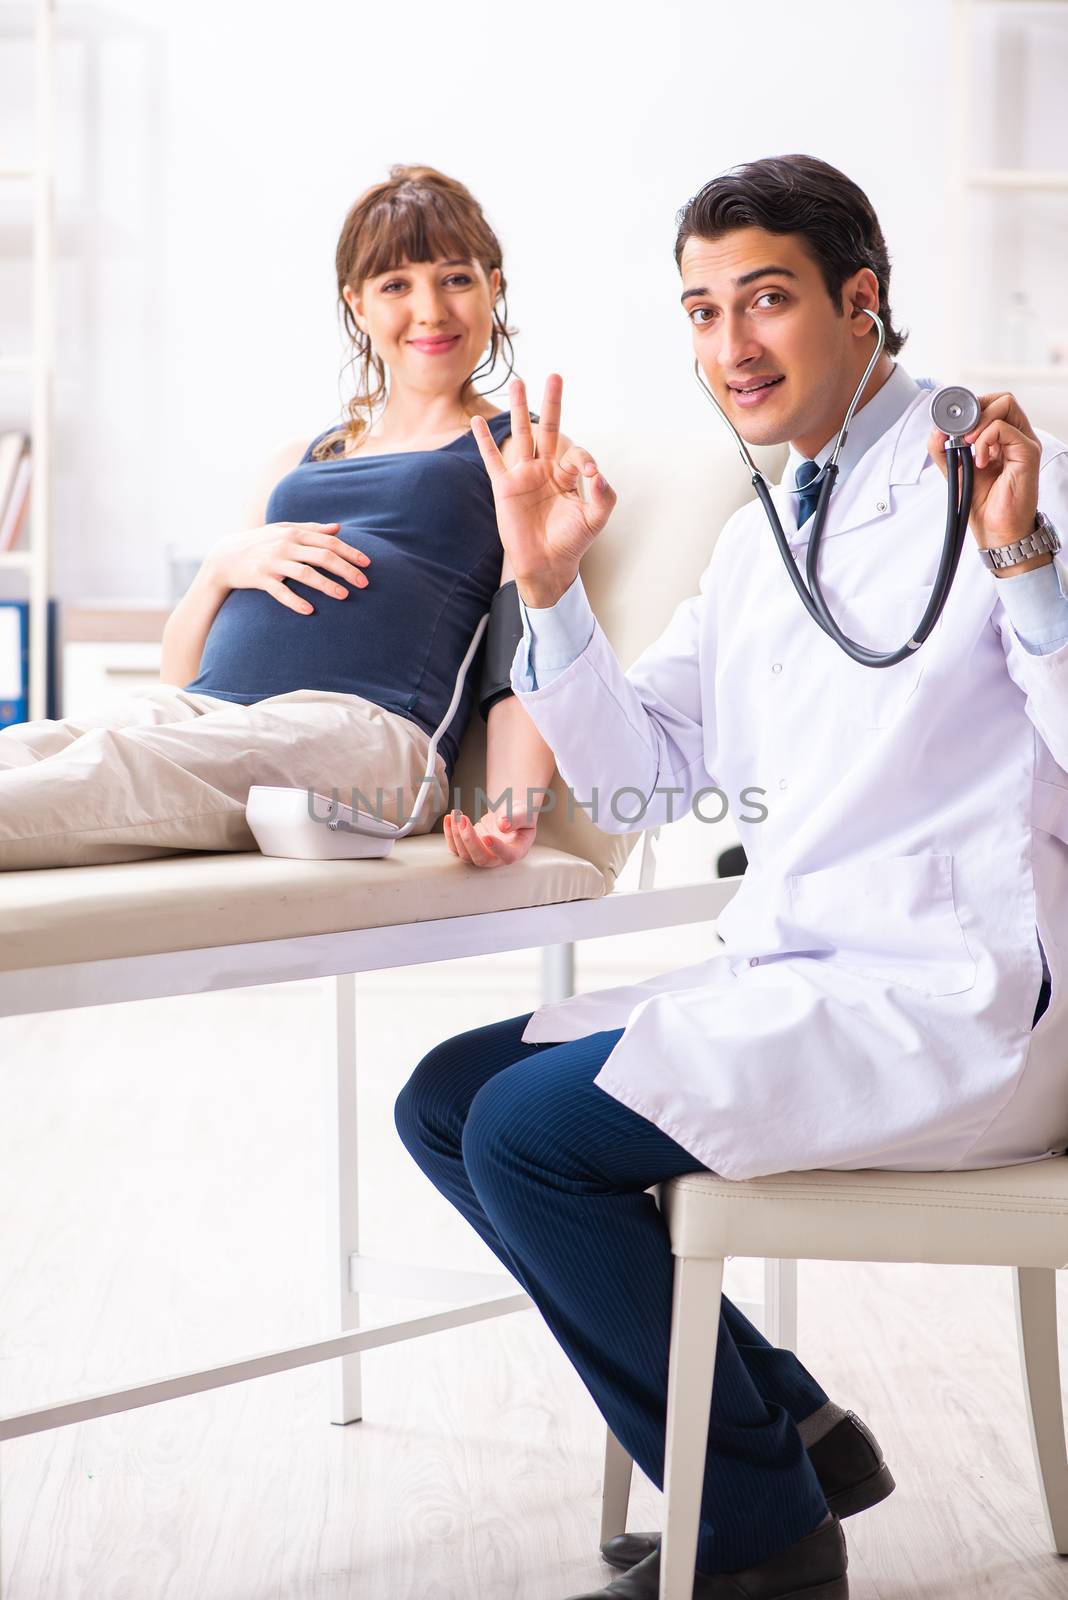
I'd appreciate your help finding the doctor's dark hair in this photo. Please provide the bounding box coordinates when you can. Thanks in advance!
[673,154,907,357]
[312,164,517,461]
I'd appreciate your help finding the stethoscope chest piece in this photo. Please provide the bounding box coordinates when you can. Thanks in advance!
[929,386,981,440]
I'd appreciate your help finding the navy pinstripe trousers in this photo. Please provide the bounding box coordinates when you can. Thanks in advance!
[394,1011,832,1574]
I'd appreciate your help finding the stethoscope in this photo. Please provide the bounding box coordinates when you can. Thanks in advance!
[693,308,981,667]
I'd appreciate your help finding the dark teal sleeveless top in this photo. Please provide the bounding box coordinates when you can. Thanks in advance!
[184,409,513,785]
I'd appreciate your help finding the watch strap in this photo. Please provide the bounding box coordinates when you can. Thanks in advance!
[978,512,1061,571]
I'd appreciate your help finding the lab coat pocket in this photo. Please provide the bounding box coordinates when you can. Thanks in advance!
[786,852,977,995]
[830,583,935,730]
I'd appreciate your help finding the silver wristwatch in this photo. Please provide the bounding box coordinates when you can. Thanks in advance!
[978,511,1061,572]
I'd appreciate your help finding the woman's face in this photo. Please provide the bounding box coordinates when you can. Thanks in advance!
[344,256,501,397]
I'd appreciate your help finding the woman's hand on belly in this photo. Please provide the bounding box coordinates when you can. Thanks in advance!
[444,804,537,868]
[202,522,372,614]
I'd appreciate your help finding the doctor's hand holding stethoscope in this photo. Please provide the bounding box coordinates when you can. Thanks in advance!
[926,391,1048,575]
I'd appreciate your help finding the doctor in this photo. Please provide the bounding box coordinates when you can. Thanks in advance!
[394,155,1068,1599]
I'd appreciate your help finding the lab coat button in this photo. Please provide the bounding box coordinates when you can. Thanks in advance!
[771,662,782,674]
[778,779,788,790]
[749,957,760,967]
[876,499,887,512]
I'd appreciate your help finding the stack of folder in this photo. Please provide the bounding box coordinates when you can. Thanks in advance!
[0,598,59,727]
[0,431,59,726]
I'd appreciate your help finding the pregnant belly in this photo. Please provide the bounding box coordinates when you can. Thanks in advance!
[191,581,427,708]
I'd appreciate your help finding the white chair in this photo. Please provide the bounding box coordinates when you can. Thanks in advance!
[597,1160,1068,1600]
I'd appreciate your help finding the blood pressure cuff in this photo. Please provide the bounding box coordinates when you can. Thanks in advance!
[478,579,523,720]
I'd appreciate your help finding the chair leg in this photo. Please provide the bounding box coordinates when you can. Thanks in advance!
[600,1425,635,1545]
[763,1258,799,1351]
[328,972,362,1425]
[660,1254,725,1600]
[1013,1265,1068,1553]
[541,943,575,1004]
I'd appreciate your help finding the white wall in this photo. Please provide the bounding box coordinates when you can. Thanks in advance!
[0,0,1065,604]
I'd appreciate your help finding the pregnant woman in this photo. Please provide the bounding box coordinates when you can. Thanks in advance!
[0,165,603,872]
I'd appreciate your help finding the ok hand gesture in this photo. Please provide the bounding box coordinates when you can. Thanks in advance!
[471,374,616,606]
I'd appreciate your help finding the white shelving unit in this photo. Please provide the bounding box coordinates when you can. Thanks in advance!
[1,0,55,720]
[947,0,1068,401]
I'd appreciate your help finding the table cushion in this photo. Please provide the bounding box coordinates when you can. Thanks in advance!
[0,836,606,971]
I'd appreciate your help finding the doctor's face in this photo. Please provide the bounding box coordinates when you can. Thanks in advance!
[679,227,880,459]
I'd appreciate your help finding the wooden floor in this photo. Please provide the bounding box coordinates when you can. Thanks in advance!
[1,935,1066,1599]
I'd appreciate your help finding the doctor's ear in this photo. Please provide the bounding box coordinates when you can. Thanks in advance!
[849,299,881,336]
[844,267,881,333]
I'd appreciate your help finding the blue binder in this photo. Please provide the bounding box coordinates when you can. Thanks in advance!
[0,599,60,727]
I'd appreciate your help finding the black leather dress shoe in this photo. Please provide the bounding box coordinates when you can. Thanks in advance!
[600,1411,892,1573]
[570,1511,847,1598]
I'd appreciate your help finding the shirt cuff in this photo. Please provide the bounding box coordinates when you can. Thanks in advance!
[513,573,596,690]
[993,558,1068,656]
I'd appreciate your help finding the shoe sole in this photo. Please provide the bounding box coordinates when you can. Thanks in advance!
[775,1582,848,1599]
[825,1459,896,1520]
[600,1462,895,1573]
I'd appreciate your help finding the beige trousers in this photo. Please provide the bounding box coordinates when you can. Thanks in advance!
[0,684,450,871]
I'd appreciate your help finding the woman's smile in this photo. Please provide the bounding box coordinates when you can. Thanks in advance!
[408,333,463,355]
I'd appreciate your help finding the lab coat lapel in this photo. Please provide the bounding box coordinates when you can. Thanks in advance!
[782,391,932,549]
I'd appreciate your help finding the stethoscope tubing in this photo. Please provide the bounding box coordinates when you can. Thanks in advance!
[694,309,974,668]
[784,444,972,668]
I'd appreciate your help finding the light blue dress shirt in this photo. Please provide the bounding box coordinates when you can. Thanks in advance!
[516,365,1068,687]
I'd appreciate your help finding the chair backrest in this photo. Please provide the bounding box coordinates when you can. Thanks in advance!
[449,428,788,886]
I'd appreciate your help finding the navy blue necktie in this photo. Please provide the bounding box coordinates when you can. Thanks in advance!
[795,458,821,528]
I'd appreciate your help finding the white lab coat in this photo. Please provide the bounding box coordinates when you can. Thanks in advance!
[509,390,1068,1180]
